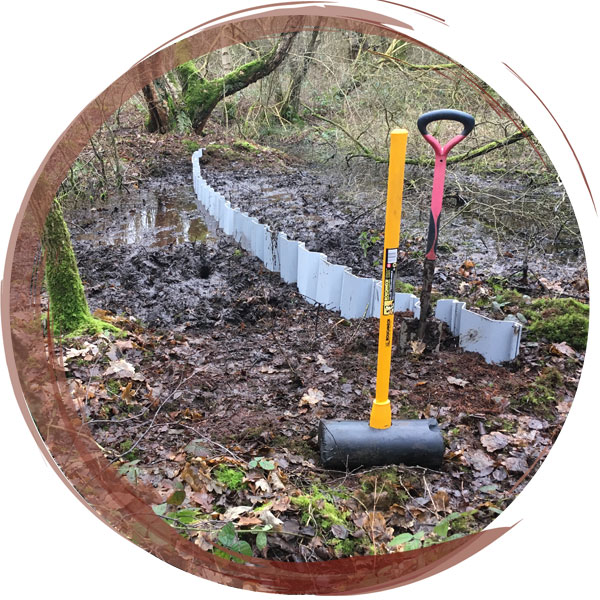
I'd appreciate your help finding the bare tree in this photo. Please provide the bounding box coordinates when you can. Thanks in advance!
[142,83,169,134]
[281,29,320,121]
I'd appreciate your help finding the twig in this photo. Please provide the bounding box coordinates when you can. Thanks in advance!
[175,422,242,462]
[84,407,149,426]
[423,475,439,520]
[505,446,550,497]
[301,103,386,163]
[311,302,322,347]
[348,197,388,225]
[439,197,477,232]
[107,368,201,466]
[345,303,370,346]
[268,326,303,383]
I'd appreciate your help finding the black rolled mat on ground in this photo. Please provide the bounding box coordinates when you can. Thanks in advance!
[318,418,444,470]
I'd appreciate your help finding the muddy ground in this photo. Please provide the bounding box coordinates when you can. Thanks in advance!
[201,148,587,302]
[59,128,585,562]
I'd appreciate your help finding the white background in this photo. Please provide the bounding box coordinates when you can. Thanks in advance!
[1,1,597,598]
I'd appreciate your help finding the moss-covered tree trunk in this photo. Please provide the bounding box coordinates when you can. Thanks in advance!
[178,32,298,133]
[42,199,98,336]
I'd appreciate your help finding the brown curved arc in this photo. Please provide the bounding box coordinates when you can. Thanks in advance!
[3,8,519,594]
[377,0,447,24]
[135,1,343,66]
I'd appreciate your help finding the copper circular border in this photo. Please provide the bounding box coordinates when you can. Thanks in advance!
[3,3,580,594]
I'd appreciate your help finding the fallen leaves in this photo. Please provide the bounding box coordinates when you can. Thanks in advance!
[431,490,450,514]
[103,358,144,380]
[223,505,253,520]
[269,470,285,491]
[481,432,510,452]
[238,515,263,527]
[56,250,579,565]
[459,259,476,278]
[331,524,348,539]
[271,496,291,512]
[353,511,394,544]
[503,455,529,473]
[410,340,426,355]
[64,342,99,361]
[259,510,284,530]
[550,342,578,359]
[464,449,495,475]
[299,388,324,407]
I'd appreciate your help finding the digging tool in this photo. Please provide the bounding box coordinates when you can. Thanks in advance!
[318,129,444,470]
[416,109,475,340]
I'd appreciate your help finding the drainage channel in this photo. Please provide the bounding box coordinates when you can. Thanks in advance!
[192,150,521,364]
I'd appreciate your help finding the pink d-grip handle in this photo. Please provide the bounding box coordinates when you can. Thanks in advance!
[418,110,475,260]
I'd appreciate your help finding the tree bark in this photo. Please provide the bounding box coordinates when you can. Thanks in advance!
[142,83,169,133]
[43,199,120,336]
[282,29,320,120]
[178,32,298,133]
[43,199,94,335]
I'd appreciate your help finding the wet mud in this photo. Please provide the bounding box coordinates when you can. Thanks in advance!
[60,149,584,561]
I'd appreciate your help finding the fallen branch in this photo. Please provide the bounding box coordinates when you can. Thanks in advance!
[303,102,532,167]
[406,127,533,166]
[447,127,532,163]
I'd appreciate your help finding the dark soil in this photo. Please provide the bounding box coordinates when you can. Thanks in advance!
[201,158,587,302]
[58,119,585,562]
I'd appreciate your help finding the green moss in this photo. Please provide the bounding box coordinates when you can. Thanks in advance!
[501,419,517,433]
[119,438,139,460]
[43,198,123,338]
[176,61,218,117]
[495,288,523,306]
[182,139,201,152]
[291,487,350,528]
[177,50,277,131]
[437,241,456,254]
[395,406,421,420]
[232,139,260,153]
[213,465,245,491]
[516,366,564,411]
[359,469,409,505]
[106,379,120,396]
[537,366,564,388]
[447,510,479,534]
[335,538,358,556]
[523,297,589,350]
[271,434,318,461]
[395,281,415,294]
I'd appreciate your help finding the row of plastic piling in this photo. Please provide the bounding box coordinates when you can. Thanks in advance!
[192,150,521,364]
[193,149,418,320]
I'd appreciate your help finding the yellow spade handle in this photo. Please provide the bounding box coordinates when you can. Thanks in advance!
[369,129,408,429]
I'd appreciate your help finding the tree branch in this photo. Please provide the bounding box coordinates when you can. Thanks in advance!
[302,105,386,163]
[406,127,533,165]
[368,49,458,71]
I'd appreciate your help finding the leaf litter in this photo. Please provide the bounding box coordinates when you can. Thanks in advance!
[55,127,585,563]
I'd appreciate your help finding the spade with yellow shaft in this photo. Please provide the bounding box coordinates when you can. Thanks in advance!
[318,129,444,470]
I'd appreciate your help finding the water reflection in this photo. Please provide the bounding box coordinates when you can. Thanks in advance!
[76,188,212,247]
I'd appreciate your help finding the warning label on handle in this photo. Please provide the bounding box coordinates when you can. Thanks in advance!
[382,248,398,316]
